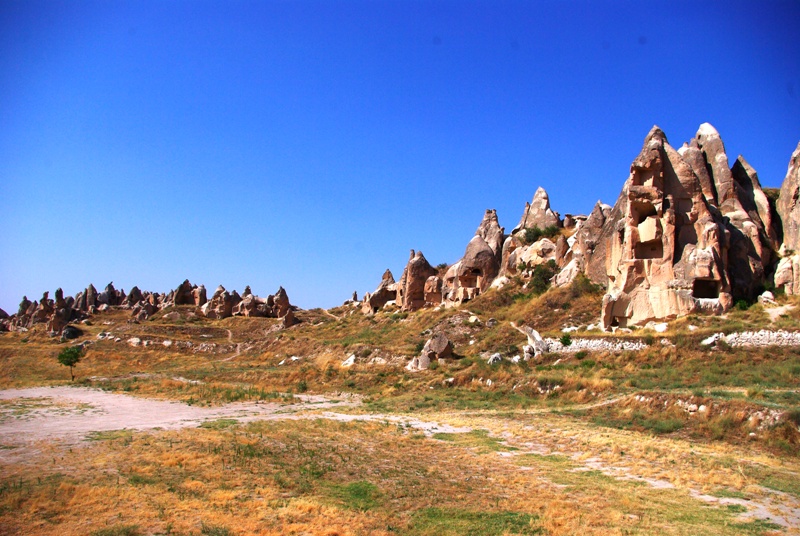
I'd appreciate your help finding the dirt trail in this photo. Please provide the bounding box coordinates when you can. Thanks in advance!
[0,386,356,462]
[1,386,798,530]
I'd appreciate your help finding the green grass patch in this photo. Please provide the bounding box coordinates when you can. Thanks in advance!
[200,418,240,430]
[432,429,515,453]
[85,429,133,442]
[409,507,541,535]
[329,480,380,511]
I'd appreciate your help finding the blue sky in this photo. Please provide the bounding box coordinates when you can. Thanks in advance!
[1,0,799,312]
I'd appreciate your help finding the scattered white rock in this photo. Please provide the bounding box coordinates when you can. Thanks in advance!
[127,337,141,347]
[341,354,356,367]
[562,326,579,333]
[487,353,502,365]
[162,340,173,347]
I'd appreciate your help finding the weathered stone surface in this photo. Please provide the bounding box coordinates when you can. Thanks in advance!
[513,187,561,233]
[398,250,437,312]
[173,280,195,306]
[695,124,774,300]
[124,286,144,307]
[424,276,443,306]
[422,333,453,360]
[476,209,505,259]
[778,142,800,252]
[273,286,291,318]
[362,269,397,314]
[775,142,800,295]
[443,210,505,304]
[599,126,733,329]
[193,285,207,306]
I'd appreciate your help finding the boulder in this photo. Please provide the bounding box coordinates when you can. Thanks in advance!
[421,333,453,360]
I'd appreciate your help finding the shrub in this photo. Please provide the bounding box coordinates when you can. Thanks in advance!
[735,299,750,311]
[521,225,560,245]
[529,260,558,295]
[569,274,602,297]
[559,334,572,346]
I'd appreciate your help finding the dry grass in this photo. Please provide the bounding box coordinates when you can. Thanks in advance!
[1,416,788,536]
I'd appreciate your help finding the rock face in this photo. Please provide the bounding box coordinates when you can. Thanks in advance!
[397,250,437,312]
[173,280,195,306]
[362,269,397,314]
[691,124,776,300]
[512,186,562,233]
[599,126,734,329]
[775,142,800,295]
[442,210,504,305]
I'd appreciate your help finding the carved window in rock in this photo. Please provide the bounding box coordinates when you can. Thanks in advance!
[459,268,481,289]
[631,200,663,260]
[692,278,720,299]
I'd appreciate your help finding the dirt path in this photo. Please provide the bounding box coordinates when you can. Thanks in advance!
[1,387,797,530]
[217,329,242,361]
[0,386,357,463]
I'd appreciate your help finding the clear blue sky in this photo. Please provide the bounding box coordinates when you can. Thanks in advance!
[1,0,798,312]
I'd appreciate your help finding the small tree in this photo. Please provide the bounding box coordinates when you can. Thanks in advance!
[57,346,83,381]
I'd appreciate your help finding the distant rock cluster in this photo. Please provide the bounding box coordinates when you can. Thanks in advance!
[362,123,800,329]
[0,279,297,335]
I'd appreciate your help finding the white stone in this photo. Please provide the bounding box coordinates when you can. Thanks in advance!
[341,354,356,367]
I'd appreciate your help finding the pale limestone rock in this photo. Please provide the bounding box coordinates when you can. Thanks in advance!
[513,187,561,233]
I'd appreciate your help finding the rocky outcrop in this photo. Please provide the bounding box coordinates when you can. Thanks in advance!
[200,286,239,319]
[173,280,195,306]
[397,250,437,312]
[512,187,561,233]
[775,143,800,295]
[406,333,453,371]
[441,210,504,305]
[693,124,776,300]
[362,269,398,314]
[599,126,733,329]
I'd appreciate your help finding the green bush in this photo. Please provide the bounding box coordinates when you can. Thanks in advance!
[521,225,560,245]
[559,334,572,346]
[529,260,558,295]
[735,299,750,311]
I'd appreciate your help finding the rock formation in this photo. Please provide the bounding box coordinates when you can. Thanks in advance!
[512,186,562,233]
[442,210,504,305]
[599,126,733,329]
[362,269,397,314]
[397,250,437,312]
[775,142,800,294]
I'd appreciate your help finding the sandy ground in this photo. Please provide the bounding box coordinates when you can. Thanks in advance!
[0,386,466,465]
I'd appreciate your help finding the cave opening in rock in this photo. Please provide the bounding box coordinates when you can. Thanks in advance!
[692,279,719,299]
